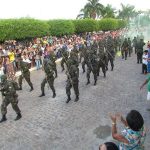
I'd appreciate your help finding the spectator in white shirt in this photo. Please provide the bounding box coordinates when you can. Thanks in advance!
[142,50,148,74]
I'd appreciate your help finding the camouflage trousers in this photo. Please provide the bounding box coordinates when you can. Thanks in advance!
[41,77,55,94]
[18,72,33,89]
[79,52,84,63]
[87,66,97,82]
[52,62,57,77]
[82,60,87,72]
[121,49,128,60]
[66,79,79,97]
[107,52,114,70]
[1,96,21,115]
[97,60,106,77]
[61,58,66,70]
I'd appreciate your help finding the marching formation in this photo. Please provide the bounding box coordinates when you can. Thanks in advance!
[0,31,144,123]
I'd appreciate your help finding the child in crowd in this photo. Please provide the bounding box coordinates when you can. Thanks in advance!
[142,50,148,74]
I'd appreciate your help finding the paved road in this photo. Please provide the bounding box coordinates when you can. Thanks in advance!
[0,54,150,150]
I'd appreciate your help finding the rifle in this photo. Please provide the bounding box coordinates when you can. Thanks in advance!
[106,49,114,59]
[98,55,107,67]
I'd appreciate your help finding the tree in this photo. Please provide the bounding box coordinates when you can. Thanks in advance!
[143,9,150,18]
[101,4,116,18]
[76,0,104,19]
[137,10,150,27]
[118,3,137,20]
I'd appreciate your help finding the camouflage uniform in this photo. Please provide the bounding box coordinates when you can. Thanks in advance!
[0,75,22,122]
[66,58,79,103]
[128,38,132,57]
[97,40,107,77]
[114,37,118,54]
[79,43,86,63]
[70,50,79,76]
[91,41,98,55]
[39,59,56,98]
[137,39,145,64]
[105,36,115,71]
[81,45,89,73]
[121,38,129,60]
[132,37,138,54]
[61,48,69,71]
[18,60,33,91]
[49,52,57,78]
[86,50,98,85]
[117,37,122,51]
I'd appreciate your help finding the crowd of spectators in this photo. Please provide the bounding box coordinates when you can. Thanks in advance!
[0,29,124,79]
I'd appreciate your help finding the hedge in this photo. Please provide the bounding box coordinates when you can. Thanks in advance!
[117,19,127,29]
[0,18,127,41]
[73,19,98,33]
[0,19,49,41]
[47,20,75,36]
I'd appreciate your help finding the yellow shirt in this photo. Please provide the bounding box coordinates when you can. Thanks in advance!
[8,52,15,62]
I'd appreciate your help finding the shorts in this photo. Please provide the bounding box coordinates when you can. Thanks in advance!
[147,92,150,101]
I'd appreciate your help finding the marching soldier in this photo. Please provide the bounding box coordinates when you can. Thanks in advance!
[128,38,132,57]
[18,58,34,91]
[0,75,22,123]
[86,50,98,85]
[49,51,57,78]
[121,38,129,60]
[97,39,107,77]
[105,36,115,71]
[39,58,56,98]
[117,36,122,51]
[61,47,69,71]
[91,40,98,55]
[81,42,89,73]
[137,39,145,64]
[132,37,138,54]
[66,58,79,103]
[114,37,118,54]
[79,42,86,63]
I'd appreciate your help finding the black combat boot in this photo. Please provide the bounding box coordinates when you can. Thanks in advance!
[15,113,22,121]
[74,95,79,102]
[104,73,106,78]
[52,92,56,98]
[30,86,34,92]
[94,80,97,86]
[106,66,108,71]
[86,79,90,85]
[39,92,45,97]
[0,115,7,123]
[66,95,71,103]
[111,66,114,71]
[82,66,85,73]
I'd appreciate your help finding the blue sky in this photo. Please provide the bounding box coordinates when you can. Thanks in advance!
[0,0,149,19]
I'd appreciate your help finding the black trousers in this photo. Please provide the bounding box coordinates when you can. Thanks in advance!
[142,64,147,74]
[137,52,143,63]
